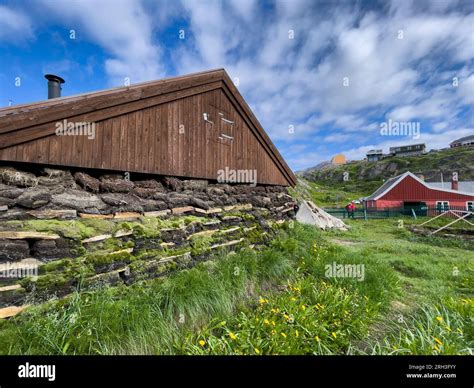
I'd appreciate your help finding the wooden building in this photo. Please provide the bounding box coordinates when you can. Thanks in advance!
[0,69,296,186]
[365,172,474,211]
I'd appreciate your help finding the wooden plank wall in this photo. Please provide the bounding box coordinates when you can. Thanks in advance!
[0,89,288,186]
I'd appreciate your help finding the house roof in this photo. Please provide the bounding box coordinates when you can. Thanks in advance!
[0,69,296,186]
[427,181,474,194]
[366,171,474,200]
[450,134,474,145]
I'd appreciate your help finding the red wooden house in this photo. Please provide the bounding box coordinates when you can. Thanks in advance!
[365,172,474,212]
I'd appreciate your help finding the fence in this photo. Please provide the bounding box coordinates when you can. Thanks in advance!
[323,205,473,220]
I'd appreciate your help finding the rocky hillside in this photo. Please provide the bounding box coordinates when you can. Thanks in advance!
[300,147,474,194]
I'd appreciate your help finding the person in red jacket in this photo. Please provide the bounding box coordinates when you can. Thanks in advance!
[346,201,356,219]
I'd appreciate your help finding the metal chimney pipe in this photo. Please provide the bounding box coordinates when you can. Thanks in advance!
[45,74,65,99]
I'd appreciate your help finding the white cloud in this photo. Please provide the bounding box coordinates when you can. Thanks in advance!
[0,5,33,42]
[39,0,165,85]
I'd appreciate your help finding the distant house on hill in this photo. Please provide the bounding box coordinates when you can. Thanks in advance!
[331,154,346,165]
[389,144,426,157]
[366,149,383,162]
[450,135,474,148]
[365,171,474,212]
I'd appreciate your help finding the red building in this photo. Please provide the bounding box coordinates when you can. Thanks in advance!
[365,172,474,212]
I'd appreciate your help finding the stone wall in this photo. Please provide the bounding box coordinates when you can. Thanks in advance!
[0,165,297,317]
[0,166,295,219]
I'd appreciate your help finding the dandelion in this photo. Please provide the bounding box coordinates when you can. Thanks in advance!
[199,340,206,347]
[291,297,297,302]
[301,305,306,311]
[259,298,268,305]
[295,330,299,337]
[332,332,337,339]
[436,316,443,323]
[255,348,260,355]
[434,337,443,346]
[272,321,276,326]
[281,332,287,338]
[220,321,226,326]
[229,332,237,340]
[264,319,270,325]
[433,345,440,352]
[314,336,320,342]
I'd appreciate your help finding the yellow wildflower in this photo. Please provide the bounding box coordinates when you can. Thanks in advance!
[315,336,320,342]
[199,340,206,347]
[255,348,260,355]
[295,330,299,337]
[264,319,270,325]
[281,332,287,338]
[332,332,337,339]
[272,321,276,326]
[433,337,443,346]
[291,297,297,302]
[301,305,306,311]
[229,332,237,340]
[436,316,443,322]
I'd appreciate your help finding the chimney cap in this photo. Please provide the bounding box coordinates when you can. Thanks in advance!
[44,74,65,84]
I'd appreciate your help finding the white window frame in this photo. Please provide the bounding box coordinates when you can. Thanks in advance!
[436,201,450,211]
[467,201,474,211]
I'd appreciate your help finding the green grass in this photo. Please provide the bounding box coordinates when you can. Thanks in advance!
[0,218,472,355]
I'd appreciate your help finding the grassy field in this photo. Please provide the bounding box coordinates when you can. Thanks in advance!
[0,217,472,355]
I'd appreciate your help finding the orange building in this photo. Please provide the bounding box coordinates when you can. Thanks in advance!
[331,154,346,165]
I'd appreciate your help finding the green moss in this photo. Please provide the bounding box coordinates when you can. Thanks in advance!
[21,219,115,240]
[86,249,133,268]
[35,273,70,290]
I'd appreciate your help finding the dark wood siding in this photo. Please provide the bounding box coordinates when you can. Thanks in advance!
[0,89,288,185]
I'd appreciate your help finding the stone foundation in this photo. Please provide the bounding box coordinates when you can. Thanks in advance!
[0,166,297,316]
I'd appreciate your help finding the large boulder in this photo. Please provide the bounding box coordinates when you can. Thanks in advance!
[51,190,108,212]
[167,194,192,208]
[15,189,51,209]
[74,172,100,193]
[296,201,348,230]
[38,169,75,193]
[31,239,76,260]
[0,167,38,187]
[182,179,208,191]
[162,176,183,192]
[0,240,29,261]
[134,180,165,191]
[0,184,25,199]
[99,177,135,193]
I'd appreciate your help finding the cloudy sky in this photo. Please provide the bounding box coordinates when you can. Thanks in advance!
[0,0,473,170]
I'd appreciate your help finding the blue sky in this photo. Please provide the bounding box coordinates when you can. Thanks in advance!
[0,0,473,171]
